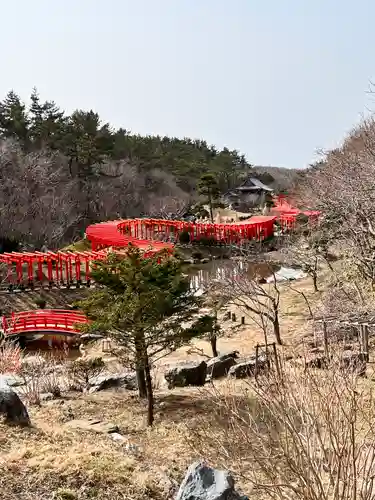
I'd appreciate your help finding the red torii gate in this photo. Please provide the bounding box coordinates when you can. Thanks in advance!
[0,201,320,289]
[0,249,108,289]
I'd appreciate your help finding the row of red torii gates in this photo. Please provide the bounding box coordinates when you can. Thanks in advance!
[0,196,319,290]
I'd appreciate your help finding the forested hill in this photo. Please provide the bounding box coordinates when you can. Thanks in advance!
[0,89,253,249]
[0,89,251,193]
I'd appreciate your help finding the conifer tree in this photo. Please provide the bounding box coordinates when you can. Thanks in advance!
[78,247,204,426]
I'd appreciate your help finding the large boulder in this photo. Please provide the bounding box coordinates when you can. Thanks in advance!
[228,356,268,379]
[88,372,138,393]
[176,461,248,500]
[0,381,30,426]
[0,374,24,388]
[207,352,239,380]
[164,361,207,389]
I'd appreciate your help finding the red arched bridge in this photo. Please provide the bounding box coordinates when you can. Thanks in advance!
[0,196,319,290]
[2,309,90,346]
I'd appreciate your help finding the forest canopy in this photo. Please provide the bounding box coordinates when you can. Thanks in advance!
[0,88,252,249]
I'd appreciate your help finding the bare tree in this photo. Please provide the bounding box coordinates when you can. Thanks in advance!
[0,140,191,249]
[211,260,282,345]
[295,119,375,288]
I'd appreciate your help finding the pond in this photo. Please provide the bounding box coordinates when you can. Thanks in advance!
[188,258,280,294]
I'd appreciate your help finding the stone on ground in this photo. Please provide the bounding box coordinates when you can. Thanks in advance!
[0,373,24,387]
[88,371,138,393]
[0,380,30,426]
[228,356,268,379]
[176,461,248,500]
[164,361,207,389]
[207,352,239,380]
[65,418,119,434]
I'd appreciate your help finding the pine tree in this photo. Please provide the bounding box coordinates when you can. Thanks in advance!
[0,91,29,146]
[197,173,221,222]
[29,88,65,150]
[78,247,204,426]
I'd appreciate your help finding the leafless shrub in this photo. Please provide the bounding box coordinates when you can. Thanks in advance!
[68,356,106,391]
[19,352,68,403]
[0,342,22,374]
[191,353,375,500]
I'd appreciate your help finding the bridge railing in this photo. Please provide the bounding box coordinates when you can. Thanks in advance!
[2,309,89,335]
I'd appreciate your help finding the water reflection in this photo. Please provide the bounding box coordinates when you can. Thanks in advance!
[188,259,278,294]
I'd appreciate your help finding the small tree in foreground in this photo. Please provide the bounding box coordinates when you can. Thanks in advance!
[78,246,204,426]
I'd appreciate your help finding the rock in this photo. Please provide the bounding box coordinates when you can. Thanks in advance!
[40,392,54,402]
[21,355,46,370]
[46,399,65,406]
[0,374,24,387]
[109,432,127,443]
[207,352,239,380]
[0,381,30,426]
[200,258,210,264]
[176,461,248,500]
[228,356,268,379]
[88,372,138,393]
[164,361,207,389]
[65,418,119,434]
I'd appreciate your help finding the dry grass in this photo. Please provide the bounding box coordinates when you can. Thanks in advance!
[161,267,329,366]
[0,387,220,499]
[0,263,344,499]
[190,358,375,500]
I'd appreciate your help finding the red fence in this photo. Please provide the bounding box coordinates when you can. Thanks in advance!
[0,250,109,288]
[0,200,319,289]
[87,216,277,250]
[2,309,89,336]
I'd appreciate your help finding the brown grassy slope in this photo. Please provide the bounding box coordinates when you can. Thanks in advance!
[0,271,326,500]
[0,287,91,315]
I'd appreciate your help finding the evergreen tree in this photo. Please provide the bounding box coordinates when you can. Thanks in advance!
[63,110,114,177]
[29,87,65,149]
[78,247,204,426]
[211,147,250,191]
[0,91,29,146]
[197,173,221,222]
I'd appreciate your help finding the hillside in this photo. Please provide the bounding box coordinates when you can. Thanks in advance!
[252,165,300,193]
[0,89,252,251]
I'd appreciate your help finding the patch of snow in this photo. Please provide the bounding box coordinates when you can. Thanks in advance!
[266,267,307,283]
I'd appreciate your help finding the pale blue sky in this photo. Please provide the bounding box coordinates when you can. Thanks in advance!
[1,0,374,168]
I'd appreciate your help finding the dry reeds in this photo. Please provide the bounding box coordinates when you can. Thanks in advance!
[0,342,22,374]
[191,354,375,500]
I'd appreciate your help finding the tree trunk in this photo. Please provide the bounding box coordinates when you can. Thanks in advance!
[208,191,214,223]
[273,309,282,345]
[135,335,147,398]
[144,352,154,426]
[136,366,147,398]
[210,334,218,357]
[312,273,319,292]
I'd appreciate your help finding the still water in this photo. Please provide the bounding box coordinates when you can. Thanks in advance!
[188,258,279,294]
